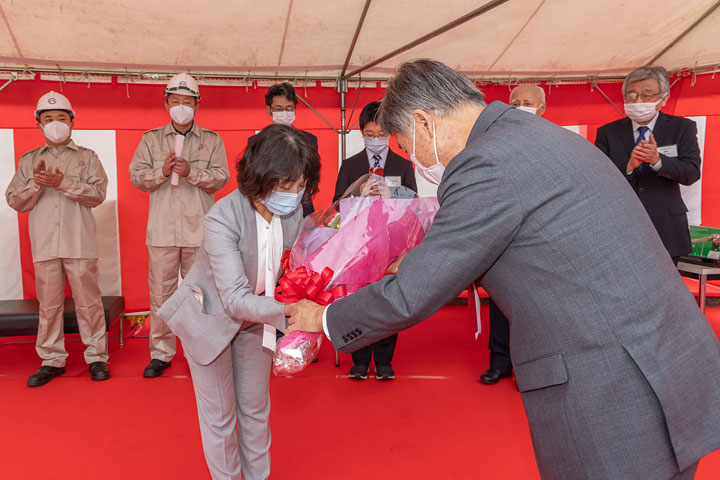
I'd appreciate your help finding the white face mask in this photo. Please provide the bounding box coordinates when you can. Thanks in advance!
[516,106,538,115]
[43,121,71,143]
[410,116,445,185]
[364,136,389,155]
[169,105,195,125]
[624,98,663,123]
[272,111,295,126]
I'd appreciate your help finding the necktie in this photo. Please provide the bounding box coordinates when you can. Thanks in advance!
[635,126,649,173]
[372,154,381,168]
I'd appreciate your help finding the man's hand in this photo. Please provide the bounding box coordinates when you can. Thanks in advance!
[162,151,175,177]
[386,253,406,275]
[635,133,661,165]
[285,299,325,334]
[627,134,661,172]
[172,156,191,177]
[34,167,64,189]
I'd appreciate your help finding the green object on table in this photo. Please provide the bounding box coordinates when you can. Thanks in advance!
[689,225,720,260]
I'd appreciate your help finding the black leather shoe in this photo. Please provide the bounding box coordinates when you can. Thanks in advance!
[480,368,512,385]
[27,366,65,387]
[89,362,111,381]
[143,359,171,378]
[348,364,369,380]
[375,364,395,381]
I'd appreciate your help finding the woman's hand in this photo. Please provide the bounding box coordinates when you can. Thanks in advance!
[285,299,325,334]
[385,253,406,275]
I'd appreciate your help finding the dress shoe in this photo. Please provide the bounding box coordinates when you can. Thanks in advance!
[375,364,395,381]
[480,368,512,385]
[143,359,171,378]
[348,364,369,380]
[89,362,111,381]
[27,366,65,387]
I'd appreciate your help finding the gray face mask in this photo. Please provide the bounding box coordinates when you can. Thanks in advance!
[364,136,389,155]
[261,189,304,216]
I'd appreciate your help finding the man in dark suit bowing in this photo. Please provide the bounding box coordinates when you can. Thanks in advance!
[595,66,701,265]
[332,101,417,380]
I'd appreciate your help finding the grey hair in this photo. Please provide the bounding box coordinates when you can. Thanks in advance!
[510,84,546,105]
[378,59,486,137]
[622,66,670,97]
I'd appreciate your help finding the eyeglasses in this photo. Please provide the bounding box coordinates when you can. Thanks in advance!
[363,133,388,139]
[624,92,662,103]
[270,105,296,113]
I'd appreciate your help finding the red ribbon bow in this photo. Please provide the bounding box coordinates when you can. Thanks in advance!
[369,167,384,177]
[275,254,347,306]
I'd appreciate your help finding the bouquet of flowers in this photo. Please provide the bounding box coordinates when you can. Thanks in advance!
[272,174,439,376]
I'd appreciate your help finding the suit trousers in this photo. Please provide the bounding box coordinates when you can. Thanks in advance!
[488,298,512,373]
[351,333,398,367]
[147,246,198,362]
[185,324,273,480]
[34,258,108,367]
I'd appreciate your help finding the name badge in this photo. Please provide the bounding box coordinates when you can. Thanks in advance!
[657,144,678,157]
[385,176,402,187]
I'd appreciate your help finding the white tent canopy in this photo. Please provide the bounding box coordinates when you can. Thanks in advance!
[1,0,720,82]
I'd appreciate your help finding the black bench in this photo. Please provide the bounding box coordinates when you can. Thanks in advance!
[0,296,125,345]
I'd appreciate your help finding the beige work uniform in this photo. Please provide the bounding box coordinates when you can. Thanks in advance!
[129,122,229,361]
[5,141,109,367]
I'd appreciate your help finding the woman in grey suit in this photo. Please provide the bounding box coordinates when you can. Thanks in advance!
[157,124,320,480]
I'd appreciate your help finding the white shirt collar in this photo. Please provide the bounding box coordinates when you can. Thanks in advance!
[631,111,660,133]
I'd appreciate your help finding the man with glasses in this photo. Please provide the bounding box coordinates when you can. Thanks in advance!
[595,66,701,265]
[332,101,417,380]
[262,82,318,216]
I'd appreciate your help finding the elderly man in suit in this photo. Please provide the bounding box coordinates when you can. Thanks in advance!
[595,66,701,265]
[333,101,417,380]
[287,59,720,479]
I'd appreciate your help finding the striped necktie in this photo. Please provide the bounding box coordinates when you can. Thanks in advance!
[636,126,649,173]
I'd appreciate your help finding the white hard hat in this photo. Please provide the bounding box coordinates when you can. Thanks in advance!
[35,91,75,118]
[164,72,200,98]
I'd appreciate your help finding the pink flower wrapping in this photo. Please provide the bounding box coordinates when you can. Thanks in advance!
[273,196,439,376]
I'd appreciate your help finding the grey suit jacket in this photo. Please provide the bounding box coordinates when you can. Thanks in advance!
[325,102,720,479]
[157,190,302,365]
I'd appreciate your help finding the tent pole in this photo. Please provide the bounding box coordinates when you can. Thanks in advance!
[647,0,720,66]
[341,0,510,80]
[0,72,17,92]
[338,79,349,164]
[340,0,373,79]
[296,95,339,133]
[591,80,623,116]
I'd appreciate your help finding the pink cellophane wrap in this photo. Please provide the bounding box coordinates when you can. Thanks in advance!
[272,181,439,376]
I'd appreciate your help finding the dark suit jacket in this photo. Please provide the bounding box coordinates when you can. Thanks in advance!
[325,102,720,478]
[247,128,318,216]
[333,148,417,202]
[595,112,701,257]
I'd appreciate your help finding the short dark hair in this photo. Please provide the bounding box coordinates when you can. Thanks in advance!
[265,82,298,107]
[165,94,198,106]
[236,124,321,205]
[36,110,74,122]
[359,101,381,131]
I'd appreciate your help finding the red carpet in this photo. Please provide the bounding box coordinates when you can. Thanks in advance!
[1,305,719,479]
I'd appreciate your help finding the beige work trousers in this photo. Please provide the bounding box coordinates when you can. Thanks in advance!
[34,258,108,367]
[147,245,199,362]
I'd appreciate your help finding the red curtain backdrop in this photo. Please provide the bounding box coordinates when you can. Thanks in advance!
[1,74,717,310]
